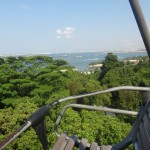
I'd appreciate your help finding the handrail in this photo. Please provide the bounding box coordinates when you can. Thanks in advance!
[0,86,150,150]
[54,104,138,137]
[56,86,150,104]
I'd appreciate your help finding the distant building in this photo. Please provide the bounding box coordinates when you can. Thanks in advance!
[124,59,139,65]
[88,63,103,71]
[72,68,78,71]
[60,69,68,72]
[60,68,78,73]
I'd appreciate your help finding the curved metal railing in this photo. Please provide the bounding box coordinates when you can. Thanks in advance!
[0,86,150,150]
[54,103,138,137]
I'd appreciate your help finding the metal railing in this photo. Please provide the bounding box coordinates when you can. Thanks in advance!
[0,86,150,150]
[54,103,138,137]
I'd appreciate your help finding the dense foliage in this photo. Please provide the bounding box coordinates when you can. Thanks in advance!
[0,54,149,149]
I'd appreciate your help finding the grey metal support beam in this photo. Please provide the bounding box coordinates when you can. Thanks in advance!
[129,0,150,58]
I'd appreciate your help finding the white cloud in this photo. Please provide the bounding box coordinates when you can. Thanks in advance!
[18,4,31,10]
[56,26,75,39]
[56,29,62,34]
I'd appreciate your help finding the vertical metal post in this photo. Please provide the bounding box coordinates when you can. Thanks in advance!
[129,0,150,58]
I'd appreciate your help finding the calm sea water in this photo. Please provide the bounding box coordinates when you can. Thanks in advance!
[48,51,147,71]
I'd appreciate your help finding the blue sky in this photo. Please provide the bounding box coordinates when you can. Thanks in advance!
[0,0,150,55]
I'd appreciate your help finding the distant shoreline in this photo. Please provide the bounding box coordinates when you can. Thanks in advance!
[0,50,147,57]
[113,50,146,54]
[0,51,147,71]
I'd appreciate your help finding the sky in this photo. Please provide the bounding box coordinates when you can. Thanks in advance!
[0,0,150,55]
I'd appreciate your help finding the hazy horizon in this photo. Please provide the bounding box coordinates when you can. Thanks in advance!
[0,0,150,55]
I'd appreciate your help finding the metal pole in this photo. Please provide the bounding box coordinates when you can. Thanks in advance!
[129,0,150,58]
[0,121,31,150]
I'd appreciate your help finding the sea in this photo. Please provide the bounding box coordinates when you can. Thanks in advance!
[47,51,148,71]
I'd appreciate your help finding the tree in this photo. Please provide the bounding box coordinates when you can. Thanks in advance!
[54,59,68,66]
[6,56,17,65]
[59,109,131,146]
[99,53,124,81]
[10,79,38,97]
[0,57,4,65]
[0,54,148,149]
[137,67,150,86]
[0,98,41,150]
